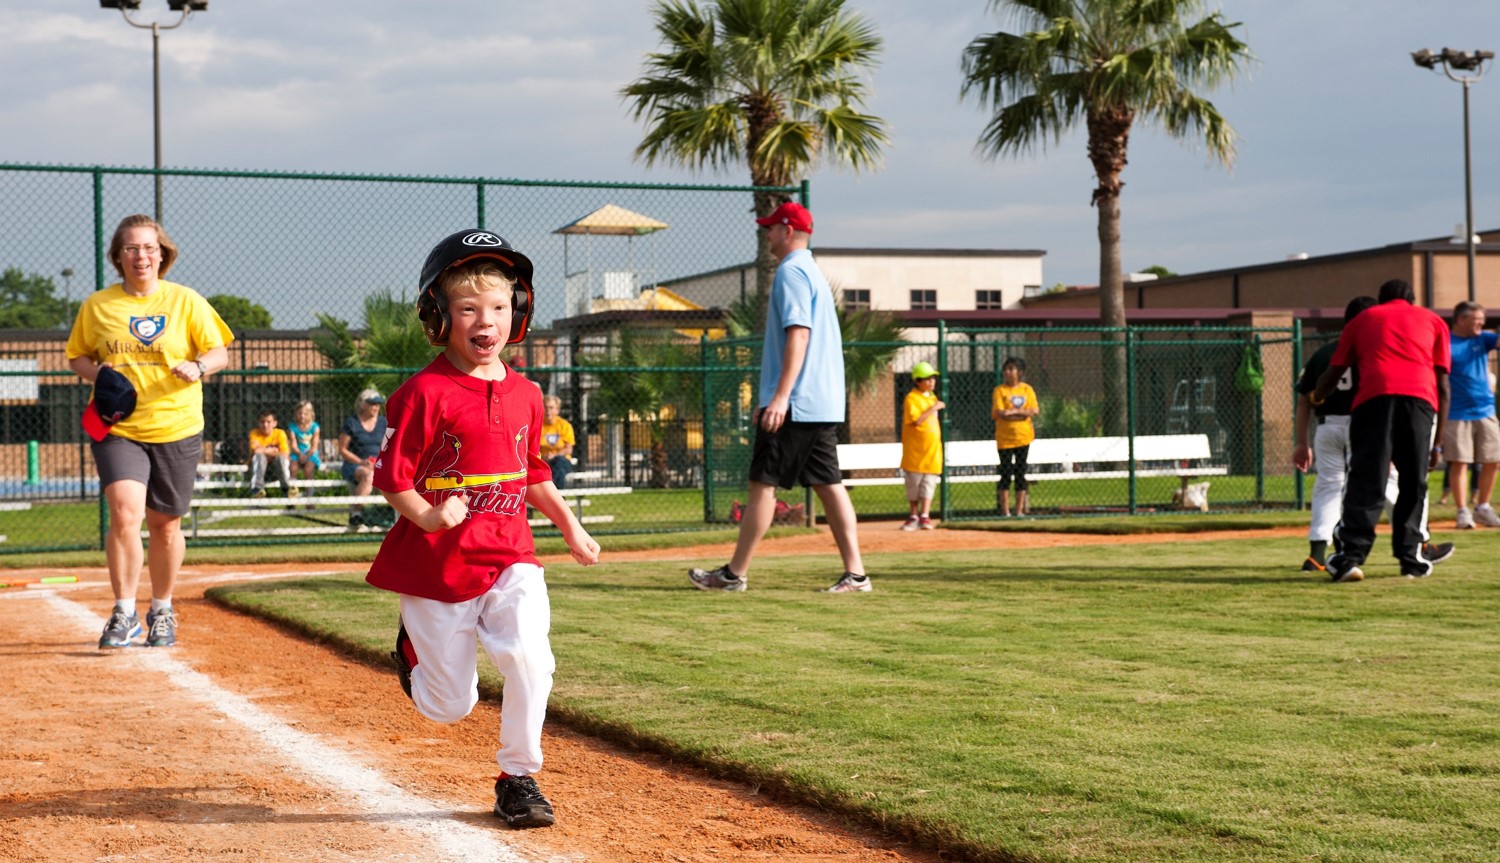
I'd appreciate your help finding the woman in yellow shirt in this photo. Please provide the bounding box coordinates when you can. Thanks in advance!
[992,357,1039,516]
[65,214,234,649]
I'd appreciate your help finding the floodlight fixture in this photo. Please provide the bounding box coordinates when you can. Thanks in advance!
[100,0,208,223]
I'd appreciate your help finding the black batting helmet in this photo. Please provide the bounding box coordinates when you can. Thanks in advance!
[417,229,535,346]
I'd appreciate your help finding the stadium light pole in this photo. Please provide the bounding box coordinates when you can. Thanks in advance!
[99,0,209,225]
[60,268,74,328]
[1413,47,1494,303]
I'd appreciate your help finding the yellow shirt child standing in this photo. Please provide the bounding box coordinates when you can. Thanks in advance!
[899,362,945,530]
[992,382,1039,449]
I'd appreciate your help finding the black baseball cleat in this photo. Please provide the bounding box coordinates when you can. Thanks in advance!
[1422,542,1455,565]
[391,618,414,700]
[494,774,555,828]
[1300,556,1326,573]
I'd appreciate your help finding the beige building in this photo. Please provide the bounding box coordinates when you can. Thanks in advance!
[659,247,1046,312]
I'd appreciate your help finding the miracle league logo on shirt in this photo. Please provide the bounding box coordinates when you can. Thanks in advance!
[129,315,167,345]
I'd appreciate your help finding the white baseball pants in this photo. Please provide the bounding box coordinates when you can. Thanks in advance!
[398,562,554,777]
[1309,415,1398,542]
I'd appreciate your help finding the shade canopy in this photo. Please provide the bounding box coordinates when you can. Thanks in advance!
[553,204,668,236]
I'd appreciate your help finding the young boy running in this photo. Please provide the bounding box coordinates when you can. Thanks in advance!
[368,228,599,829]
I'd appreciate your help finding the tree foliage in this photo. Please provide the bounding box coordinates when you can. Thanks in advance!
[309,290,439,409]
[959,0,1253,330]
[206,294,272,333]
[580,331,704,488]
[622,0,889,301]
[0,268,70,329]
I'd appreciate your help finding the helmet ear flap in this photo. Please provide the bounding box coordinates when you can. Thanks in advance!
[508,282,533,344]
[417,290,450,346]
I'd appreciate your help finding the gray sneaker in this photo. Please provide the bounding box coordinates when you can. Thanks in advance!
[1476,505,1500,528]
[145,607,177,648]
[824,573,872,593]
[99,610,141,649]
[688,564,747,592]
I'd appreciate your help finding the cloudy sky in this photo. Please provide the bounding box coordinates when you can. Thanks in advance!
[5,0,1500,303]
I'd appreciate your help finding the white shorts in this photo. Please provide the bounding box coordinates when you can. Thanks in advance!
[903,470,938,501]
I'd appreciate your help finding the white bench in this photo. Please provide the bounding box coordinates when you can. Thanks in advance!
[837,434,1228,486]
[180,486,633,538]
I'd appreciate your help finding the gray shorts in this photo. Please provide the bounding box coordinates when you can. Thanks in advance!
[903,470,938,501]
[92,433,203,517]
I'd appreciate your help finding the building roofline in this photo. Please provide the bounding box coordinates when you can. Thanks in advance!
[811,247,1046,258]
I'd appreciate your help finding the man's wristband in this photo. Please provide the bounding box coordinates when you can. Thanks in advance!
[1433,445,1443,453]
[1308,392,1326,406]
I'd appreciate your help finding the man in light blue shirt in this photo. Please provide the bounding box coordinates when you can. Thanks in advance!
[1444,301,1500,528]
[689,202,869,594]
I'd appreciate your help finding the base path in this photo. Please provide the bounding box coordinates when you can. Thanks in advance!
[0,524,1298,862]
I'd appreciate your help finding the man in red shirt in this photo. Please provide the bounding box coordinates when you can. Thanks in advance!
[1311,279,1451,581]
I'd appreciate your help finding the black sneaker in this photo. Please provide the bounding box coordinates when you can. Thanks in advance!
[688,564,747,592]
[1403,564,1434,579]
[1422,542,1455,565]
[1300,556,1326,573]
[391,619,414,700]
[494,774,555,828]
[145,606,177,648]
[98,609,141,649]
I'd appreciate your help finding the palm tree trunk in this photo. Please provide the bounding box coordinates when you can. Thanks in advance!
[1088,106,1133,435]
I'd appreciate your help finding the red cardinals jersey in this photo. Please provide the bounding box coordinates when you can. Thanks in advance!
[366,355,551,602]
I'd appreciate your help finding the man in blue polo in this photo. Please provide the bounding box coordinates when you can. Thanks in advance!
[688,201,869,593]
[1444,301,1500,529]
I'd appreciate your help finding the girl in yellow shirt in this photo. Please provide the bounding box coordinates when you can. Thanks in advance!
[991,357,1039,516]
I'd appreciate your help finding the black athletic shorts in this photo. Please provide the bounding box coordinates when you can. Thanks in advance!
[747,421,842,490]
[92,432,203,517]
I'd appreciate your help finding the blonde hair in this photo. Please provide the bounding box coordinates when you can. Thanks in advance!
[293,400,316,422]
[439,260,517,302]
[544,394,562,410]
[355,388,383,409]
[107,214,179,279]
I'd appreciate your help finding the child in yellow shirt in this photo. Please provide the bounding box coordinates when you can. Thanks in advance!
[900,362,945,530]
[991,357,1038,516]
[248,410,298,499]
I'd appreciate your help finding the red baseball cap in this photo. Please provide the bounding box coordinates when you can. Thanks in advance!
[755,202,813,234]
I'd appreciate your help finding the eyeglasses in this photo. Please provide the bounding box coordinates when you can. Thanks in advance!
[121,245,161,256]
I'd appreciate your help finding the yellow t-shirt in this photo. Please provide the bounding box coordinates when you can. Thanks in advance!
[249,427,290,456]
[540,416,576,461]
[65,280,234,444]
[992,382,1038,449]
[900,389,943,475]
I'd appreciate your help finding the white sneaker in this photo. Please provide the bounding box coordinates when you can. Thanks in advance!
[1457,508,1476,530]
[1475,505,1500,527]
[900,516,919,532]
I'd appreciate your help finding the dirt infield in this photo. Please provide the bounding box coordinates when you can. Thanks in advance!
[0,523,1301,863]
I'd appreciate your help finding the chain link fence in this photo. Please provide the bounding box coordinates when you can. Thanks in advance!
[0,163,1317,553]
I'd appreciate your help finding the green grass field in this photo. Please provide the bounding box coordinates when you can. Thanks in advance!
[209,527,1500,863]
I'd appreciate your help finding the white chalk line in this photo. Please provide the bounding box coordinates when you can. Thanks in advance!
[47,594,561,863]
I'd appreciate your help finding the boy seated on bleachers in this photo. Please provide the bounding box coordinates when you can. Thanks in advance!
[248,410,299,499]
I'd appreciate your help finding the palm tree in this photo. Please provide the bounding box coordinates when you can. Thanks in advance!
[622,0,888,303]
[960,0,1252,430]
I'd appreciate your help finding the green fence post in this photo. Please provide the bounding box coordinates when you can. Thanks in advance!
[476,179,486,229]
[799,178,810,209]
[701,334,714,523]
[93,169,105,293]
[1254,333,1265,502]
[1292,320,1304,511]
[1126,326,1138,514]
[25,441,39,486]
[937,320,949,524]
